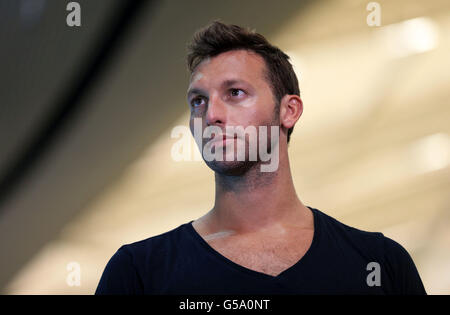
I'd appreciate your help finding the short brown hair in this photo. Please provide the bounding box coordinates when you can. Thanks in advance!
[186,20,300,143]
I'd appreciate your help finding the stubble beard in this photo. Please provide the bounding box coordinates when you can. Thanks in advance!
[204,105,280,177]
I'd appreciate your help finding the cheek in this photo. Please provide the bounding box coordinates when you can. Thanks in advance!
[246,105,276,127]
[235,96,273,125]
[189,117,200,138]
[189,116,208,140]
[234,113,267,130]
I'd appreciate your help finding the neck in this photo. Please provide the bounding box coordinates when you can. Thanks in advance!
[206,145,310,234]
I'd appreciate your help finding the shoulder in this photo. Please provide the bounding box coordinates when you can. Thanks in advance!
[96,221,192,294]
[120,221,192,265]
[311,206,426,294]
[310,206,416,267]
[312,207,386,251]
[313,207,415,260]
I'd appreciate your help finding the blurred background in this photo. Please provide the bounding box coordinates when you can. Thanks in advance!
[0,0,449,294]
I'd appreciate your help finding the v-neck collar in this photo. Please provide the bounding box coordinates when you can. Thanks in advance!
[186,206,320,281]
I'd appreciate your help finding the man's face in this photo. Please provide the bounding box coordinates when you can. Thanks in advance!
[187,49,280,175]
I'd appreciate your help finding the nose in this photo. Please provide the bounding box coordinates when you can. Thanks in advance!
[205,93,226,127]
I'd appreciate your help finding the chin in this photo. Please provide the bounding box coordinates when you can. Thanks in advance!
[204,159,257,176]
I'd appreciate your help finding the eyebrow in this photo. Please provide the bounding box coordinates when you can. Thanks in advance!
[187,79,250,100]
[187,87,207,101]
[221,79,249,88]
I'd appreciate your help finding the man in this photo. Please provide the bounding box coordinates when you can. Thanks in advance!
[96,21,426,294]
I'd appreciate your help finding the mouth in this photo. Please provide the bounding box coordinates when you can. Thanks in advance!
[209,134,238,146]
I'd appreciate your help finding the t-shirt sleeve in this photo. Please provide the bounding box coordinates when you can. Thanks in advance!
[383,236,427,295]
[95,245,144,295]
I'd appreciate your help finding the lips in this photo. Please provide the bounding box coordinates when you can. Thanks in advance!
[222,135,237,141]
[209,133,236,141]
[209,134,237,146]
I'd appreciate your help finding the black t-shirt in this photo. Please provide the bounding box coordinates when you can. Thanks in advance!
[95,206,426,294]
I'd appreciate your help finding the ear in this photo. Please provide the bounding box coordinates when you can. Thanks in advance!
[280,94,303,130]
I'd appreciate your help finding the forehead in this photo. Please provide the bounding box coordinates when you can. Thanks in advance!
[189,50,267,87]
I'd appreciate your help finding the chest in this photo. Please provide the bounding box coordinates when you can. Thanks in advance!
[206,230,314,277]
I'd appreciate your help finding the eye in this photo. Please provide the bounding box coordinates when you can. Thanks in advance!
[190,96,206,108]
[230,88,245,97]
